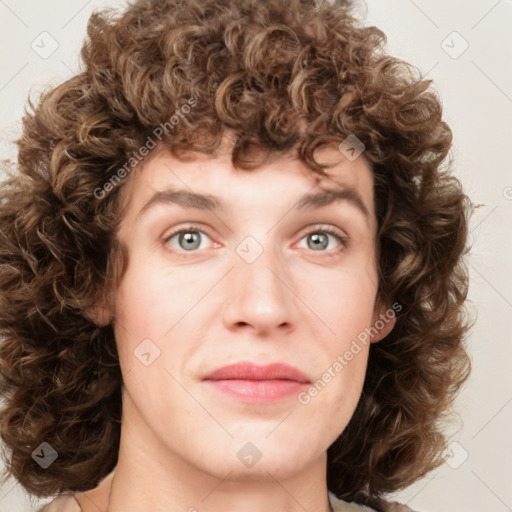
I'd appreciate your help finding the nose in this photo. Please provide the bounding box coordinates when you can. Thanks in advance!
[221,242,299,336]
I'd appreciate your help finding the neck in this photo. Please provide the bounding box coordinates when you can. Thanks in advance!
[101,395,333,512]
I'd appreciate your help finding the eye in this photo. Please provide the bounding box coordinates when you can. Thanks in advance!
[164,225,214,253]
[163,224,349,255]
[297,226,349,255]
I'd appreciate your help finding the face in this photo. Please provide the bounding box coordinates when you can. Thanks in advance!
[95,135,394,482]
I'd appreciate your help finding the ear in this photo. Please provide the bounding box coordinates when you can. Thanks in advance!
[85,302,114,327]
[369,301,398,344]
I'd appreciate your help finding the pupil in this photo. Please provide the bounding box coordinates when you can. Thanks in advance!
[310,233,327,250]
[181,232,200,250]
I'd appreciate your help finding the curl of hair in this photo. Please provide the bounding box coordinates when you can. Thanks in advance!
[0,0,474,501]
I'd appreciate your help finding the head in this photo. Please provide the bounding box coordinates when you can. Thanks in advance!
[0,0,473,501]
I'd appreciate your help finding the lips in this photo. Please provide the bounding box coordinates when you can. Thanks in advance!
[203,362,311,383]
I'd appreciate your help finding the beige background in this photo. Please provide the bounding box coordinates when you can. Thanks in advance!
[1,0,511,510]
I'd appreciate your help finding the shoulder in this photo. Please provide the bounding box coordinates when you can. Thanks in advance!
[329,491,418,512]
[329,491,377,511]
[37,494,82,512]
[37,469,113,512]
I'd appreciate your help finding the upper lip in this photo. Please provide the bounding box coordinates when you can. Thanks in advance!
[203,362,311,383]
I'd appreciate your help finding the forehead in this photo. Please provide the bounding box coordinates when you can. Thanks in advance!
[117,139,376,227]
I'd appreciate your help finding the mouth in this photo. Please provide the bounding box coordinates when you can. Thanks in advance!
[202,362,311,403]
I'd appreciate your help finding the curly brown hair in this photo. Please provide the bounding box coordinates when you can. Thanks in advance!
[0,0,474,503]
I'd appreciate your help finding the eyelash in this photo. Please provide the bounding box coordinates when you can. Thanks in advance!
[163,224,350,257]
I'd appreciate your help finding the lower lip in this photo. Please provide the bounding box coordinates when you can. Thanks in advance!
[204,379,308,403]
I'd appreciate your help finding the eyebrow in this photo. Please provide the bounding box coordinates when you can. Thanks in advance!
[136,185,370,221]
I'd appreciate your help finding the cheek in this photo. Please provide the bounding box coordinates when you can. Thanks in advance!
[111,274,163,379]
[112,260,198,384]
[303,268,375,409]
[319,268,377,338]
[115,260,171,332]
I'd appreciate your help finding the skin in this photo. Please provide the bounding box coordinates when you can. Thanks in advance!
[82,133,395,512]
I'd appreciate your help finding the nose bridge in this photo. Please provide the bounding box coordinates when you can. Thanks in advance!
[222,233,297,332]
